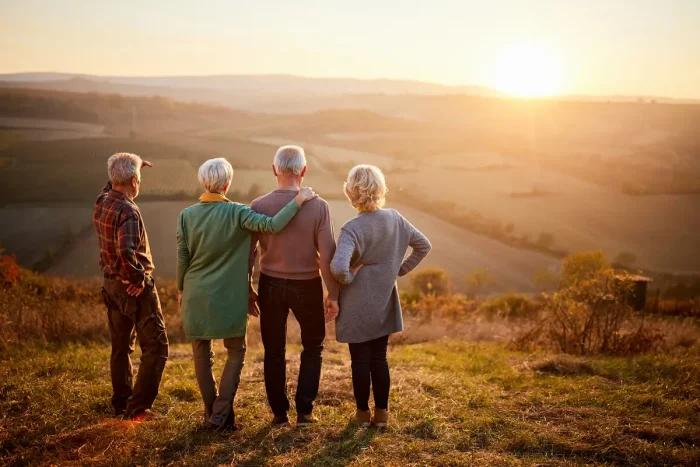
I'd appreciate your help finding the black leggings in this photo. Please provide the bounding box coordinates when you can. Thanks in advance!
[348,335,390,411]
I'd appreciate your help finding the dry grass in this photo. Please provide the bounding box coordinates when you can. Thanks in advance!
[1,338,699,466]
[1,271,700,465]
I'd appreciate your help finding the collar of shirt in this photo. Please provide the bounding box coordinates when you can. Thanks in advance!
[108,188,136,206]
[199,192,231,203]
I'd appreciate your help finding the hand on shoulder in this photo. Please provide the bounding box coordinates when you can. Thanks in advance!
[294,187,318,206]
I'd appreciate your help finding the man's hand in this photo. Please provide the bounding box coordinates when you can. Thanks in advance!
[126,280,145,297]
[351,263,364,276]
[324,298,339,323]
[248,289,260,317]
[141,160,155,169]
[177,290,183,312]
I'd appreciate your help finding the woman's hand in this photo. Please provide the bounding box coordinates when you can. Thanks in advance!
[351,263,364,275]
[324,298,339,323]
[294,187,318,206]
[177,290,182,312]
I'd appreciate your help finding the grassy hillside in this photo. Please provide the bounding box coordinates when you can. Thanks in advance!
[1,260,699,465]
[2,337,699,465]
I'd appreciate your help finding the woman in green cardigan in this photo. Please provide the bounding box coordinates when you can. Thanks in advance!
[177,157,316,430]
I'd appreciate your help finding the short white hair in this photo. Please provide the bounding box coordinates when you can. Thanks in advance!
[108,153,142,185]
[198,158,234,193]
[274,145,307,175]
[343,164,387,212]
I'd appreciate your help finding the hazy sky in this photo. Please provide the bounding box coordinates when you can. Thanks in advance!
[1,0,699,97]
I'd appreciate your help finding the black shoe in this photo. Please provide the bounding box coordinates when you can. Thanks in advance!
[114,407,126,417]
[271,414,290,426]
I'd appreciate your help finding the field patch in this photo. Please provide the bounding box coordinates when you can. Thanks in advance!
[0,204,93,268]
[0,138,219,203]
[0,116,105,139]
[142,159,200,197]
[389,164,700,273]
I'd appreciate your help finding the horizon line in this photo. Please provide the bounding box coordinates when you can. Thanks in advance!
[1,70,699,102]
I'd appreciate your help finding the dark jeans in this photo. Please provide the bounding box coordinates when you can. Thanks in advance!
[348,335,390,411]
[258,274,325,417]
[101,277,169,417]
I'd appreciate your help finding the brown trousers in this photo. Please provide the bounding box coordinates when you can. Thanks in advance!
[101,277,169,417]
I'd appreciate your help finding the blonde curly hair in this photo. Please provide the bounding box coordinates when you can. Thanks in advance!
[343,164,388,212]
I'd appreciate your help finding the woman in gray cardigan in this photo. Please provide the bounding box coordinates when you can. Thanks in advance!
[330,164,431,427]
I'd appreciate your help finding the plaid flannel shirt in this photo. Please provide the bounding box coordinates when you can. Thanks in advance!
[93,181,154,285]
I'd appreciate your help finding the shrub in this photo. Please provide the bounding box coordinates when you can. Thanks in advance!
[561,250,609,288]
[0,250,20,286]
[511,269,664,355]
[477,294,540,321]
[410,267,451,297]
[463,268,496,297]
[402,293,475,322]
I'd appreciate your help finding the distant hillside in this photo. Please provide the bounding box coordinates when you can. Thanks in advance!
[0,88,418,139]
[0,72,502,97]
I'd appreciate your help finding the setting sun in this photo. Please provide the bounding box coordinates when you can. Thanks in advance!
[491,44,562,97]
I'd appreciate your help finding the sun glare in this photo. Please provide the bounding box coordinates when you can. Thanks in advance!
[491,44,562,97]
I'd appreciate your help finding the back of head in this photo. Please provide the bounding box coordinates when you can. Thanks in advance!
[344,164,388,212]
[198,158,234,193]
[274,145,307,176]
[108,153,142,186]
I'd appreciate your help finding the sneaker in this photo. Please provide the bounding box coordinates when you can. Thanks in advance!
[354,409,371,427]
[296,413,317,427]
[372,409,389,428]
[126,409,164,421]
[114,407,126,417]
[271,414,290,426]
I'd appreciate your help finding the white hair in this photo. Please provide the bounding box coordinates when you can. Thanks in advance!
[198,158,234,193]
[274,145,307,176]
[343,164,388,212]
[108,153,142,185]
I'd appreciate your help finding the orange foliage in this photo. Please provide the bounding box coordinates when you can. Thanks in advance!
[0,254,20,286]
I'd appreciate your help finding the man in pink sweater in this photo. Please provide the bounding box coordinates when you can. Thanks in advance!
[248,145,340,426]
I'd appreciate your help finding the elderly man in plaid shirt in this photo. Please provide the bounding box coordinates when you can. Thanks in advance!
[94,153,169,420]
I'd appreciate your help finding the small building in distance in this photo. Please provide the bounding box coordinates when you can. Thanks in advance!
[614,273,653,311]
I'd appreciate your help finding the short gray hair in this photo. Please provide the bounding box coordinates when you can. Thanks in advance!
[108,153,142,185]
[198,158,234,193]
[274,145,307,175]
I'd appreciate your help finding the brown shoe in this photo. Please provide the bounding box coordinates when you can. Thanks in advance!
[271,414,290,426]
[296,413,317,427]
[127,409,164,422]
[372,409,389,427]
[354,409,371,427]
